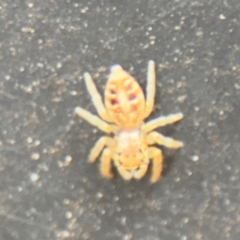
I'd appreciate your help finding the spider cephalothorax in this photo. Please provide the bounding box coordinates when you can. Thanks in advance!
[75,61,184,183]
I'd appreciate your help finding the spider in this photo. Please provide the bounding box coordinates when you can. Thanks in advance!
[75,60,184,184]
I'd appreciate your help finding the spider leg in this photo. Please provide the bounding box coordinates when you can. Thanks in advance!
[89,136,114,163]
[116,166,132,181]
[142,113,183,133]
[148,147,163,184]
[133,163,148,180]
[75,107,117,133]
[147,131,184,148]
[84,72,113,122]
[144,60,156,118]
[100,148,114,179]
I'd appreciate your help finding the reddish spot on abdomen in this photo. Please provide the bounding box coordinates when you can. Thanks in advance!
[110,98,118,105]
[128,94,136,101]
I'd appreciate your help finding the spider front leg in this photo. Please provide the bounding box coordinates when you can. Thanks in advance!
[116,166,132,181]
[100,147,114,179]
[147,131,184,148]
[75,107,117,133]
[142,113,184,133]
[89,136,114,163]
[133,163,148,180]
[144,60,156,118]
[84,72,113,122]
[148,147,163,184]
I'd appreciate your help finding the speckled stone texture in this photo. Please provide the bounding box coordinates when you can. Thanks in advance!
[1,0,240,239]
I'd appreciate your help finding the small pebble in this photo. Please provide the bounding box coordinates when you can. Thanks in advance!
[219,14,226,20]
[120,216,127,225]
[56,62,62,69]
[31,152,40,161]
[19,66,25,72]
[65,211,73,219]
[37,62,44,68]
[96,192,103,199]
[5,75,10,81]
[56,230,70,238]
[101,209,106,215]
[192,155,199,162]
[160,220,167,226]
[30,173,39,182]
[63,199,70,205]
[113,196,119,201]
[28,2,34,8]
[185,169,193,176]
[64,155,72,165]
[34,140,41,146]
[70,91,77,96]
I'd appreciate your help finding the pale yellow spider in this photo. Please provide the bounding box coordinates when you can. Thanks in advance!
[75,60,184,184]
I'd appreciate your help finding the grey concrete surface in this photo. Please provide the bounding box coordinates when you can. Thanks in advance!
[1,0,240,239]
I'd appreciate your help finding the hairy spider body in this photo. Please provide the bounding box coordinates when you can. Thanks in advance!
[75,61,184,183]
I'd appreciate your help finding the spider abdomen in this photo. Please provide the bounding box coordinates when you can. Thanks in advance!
[104,65,145,129]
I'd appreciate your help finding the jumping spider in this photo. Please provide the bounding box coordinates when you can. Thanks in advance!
[75,60,184,183]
